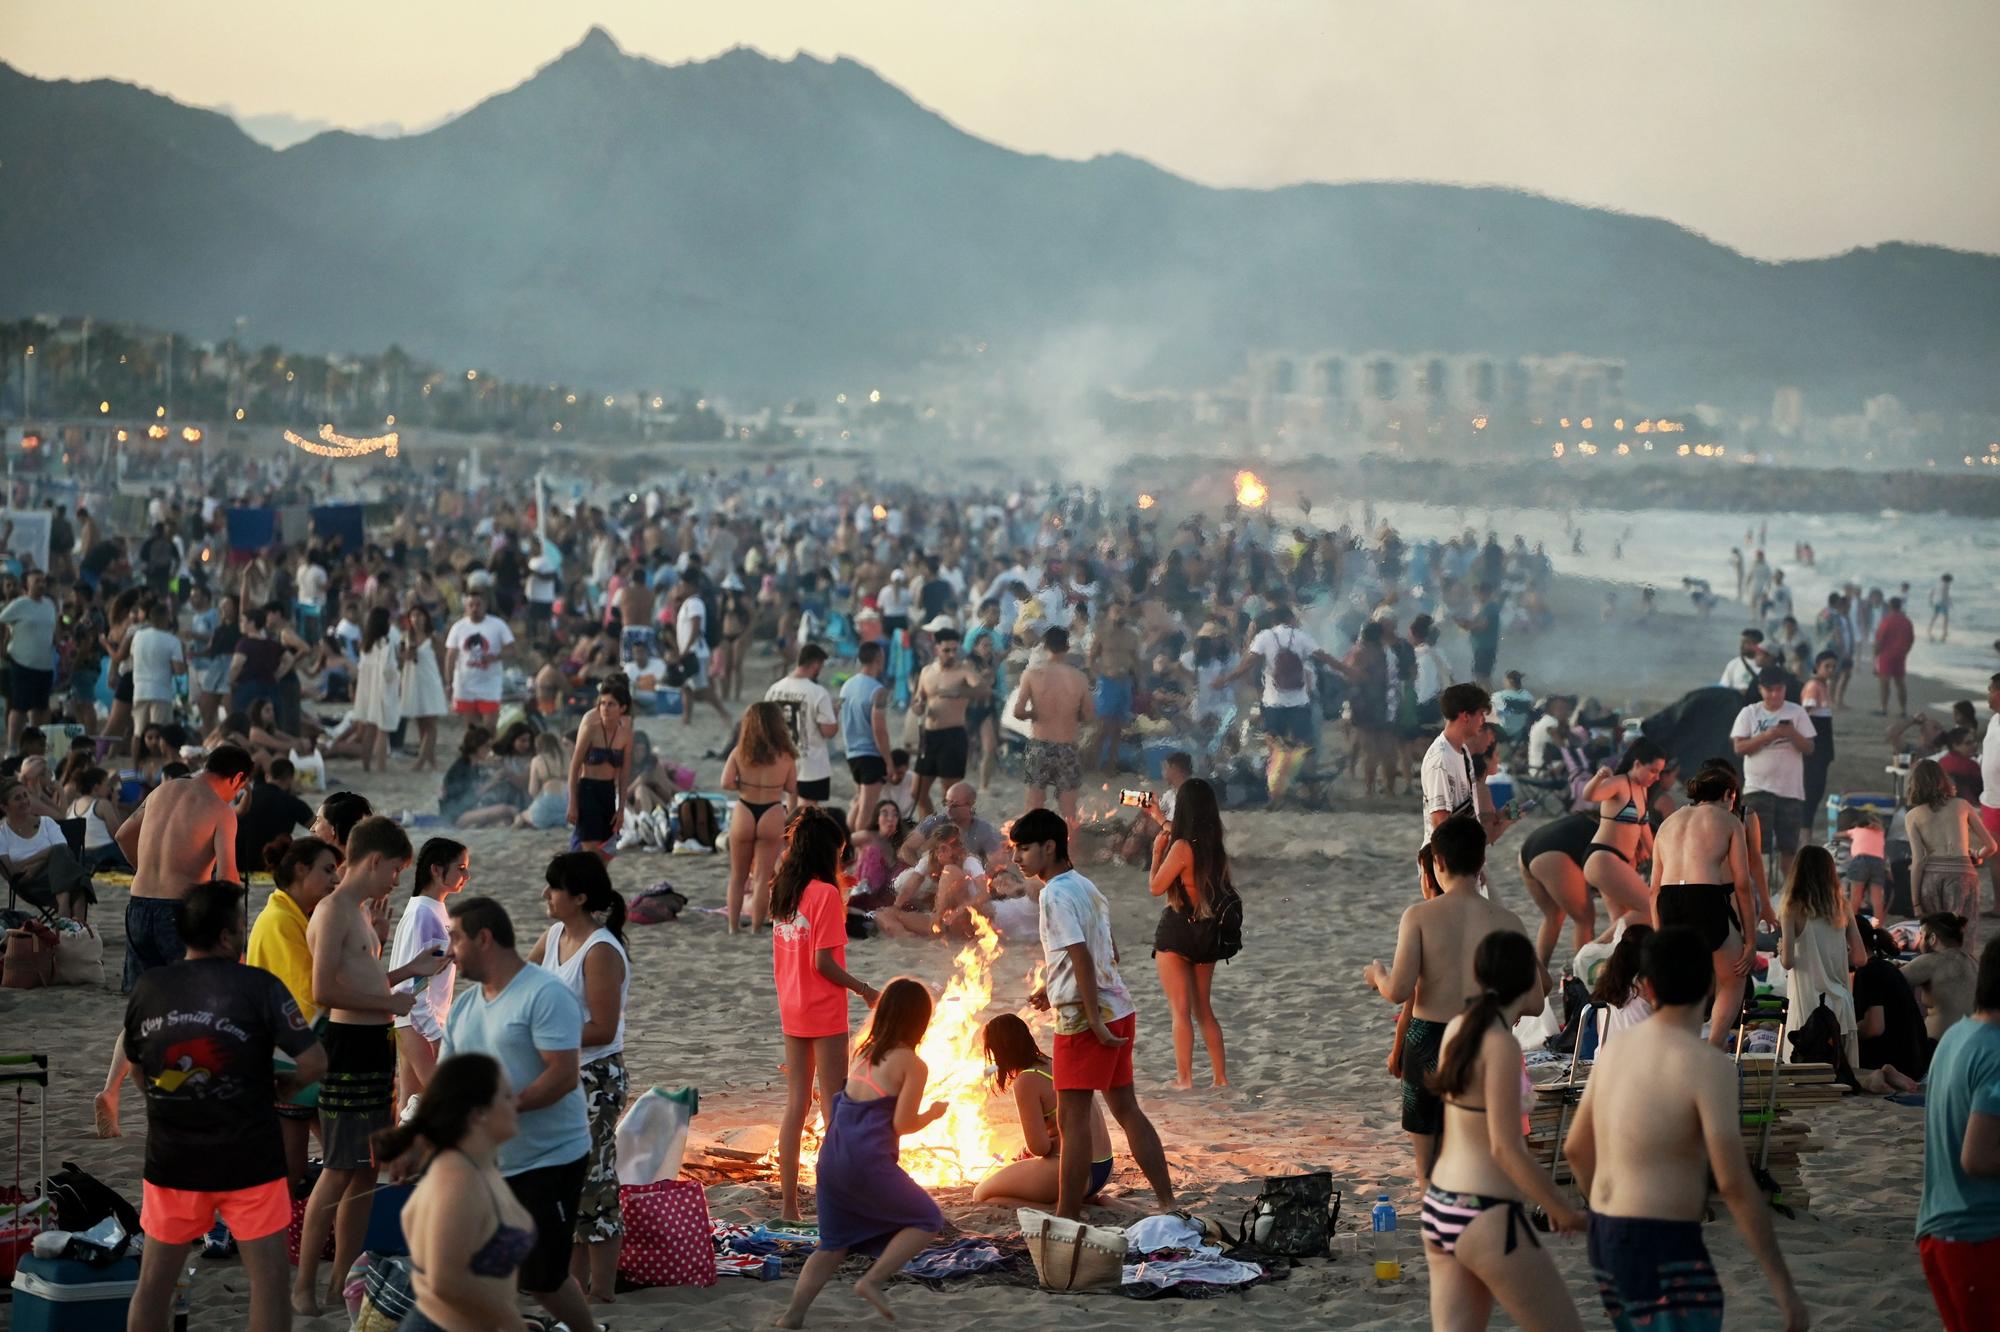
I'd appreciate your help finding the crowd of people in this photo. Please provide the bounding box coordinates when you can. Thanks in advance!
[4,456,1995,1331]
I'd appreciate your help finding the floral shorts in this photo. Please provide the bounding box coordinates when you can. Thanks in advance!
[576,1054,629,1242]
[1025,739,1083,794]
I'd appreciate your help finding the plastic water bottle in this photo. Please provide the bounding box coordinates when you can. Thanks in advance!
[1371,1193,1400,1281]
[172,1266,194,1332]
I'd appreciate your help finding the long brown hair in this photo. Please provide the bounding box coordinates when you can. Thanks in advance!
[1783,845,1845,925]
[1430,930,1537,1100]
[1908,757,1955,811]
[857,977,933,1067]
[736,700,797,767]
[1166,778,1232,919]
[769,807,847,923]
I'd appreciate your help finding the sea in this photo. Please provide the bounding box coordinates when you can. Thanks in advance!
[1327,501,1993,695]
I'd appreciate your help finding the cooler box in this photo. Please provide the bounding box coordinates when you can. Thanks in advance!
[362,1181,414,1257]
[9,1252,141,1332]
[1486,774,1516,811]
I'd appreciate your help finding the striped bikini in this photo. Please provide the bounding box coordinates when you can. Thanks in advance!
[1419,1098,1540,1258]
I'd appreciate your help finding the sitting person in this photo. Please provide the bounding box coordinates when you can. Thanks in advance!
[1854,919,1928,1088]
[0,776,93,918]
[439,727,518,829]
[882,748,916,820]
[622,731,679,817]
[514,731,571,830]
[65,765,131,873]
[1904,911,1978,1042]
[851,800,912,910]
[971,1014,1114,1206]
[16,755,67,821]
[1589,924,1655,1049]
[874,826,980,938]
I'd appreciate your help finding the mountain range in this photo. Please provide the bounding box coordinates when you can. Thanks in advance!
[3,25,1996,413]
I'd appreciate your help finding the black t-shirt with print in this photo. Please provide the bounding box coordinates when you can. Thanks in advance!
[122,956,318,1190]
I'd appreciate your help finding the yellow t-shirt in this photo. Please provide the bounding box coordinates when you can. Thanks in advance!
[245,888,316,1025]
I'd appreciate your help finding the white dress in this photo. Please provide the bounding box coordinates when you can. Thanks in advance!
[400,637,447,719]
[1782,915,1858,1068]
[352,633,403,731]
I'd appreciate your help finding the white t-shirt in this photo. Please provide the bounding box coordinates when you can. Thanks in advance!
[764,674,838,783]
[390,895,455,1039]
[129,626,185,702]
[0,815,65,866]
[1719,656,1758,693]
[1037,868,1135,1034]
[1982,713,2000,813]
[1420,732,1478,846]
[1730,701,1815,800]
[878,583,910,618]
[445,614,516,703]
[1248,625,1320,709]
[675,594,710,660]
[296,563,329,608]
[1527,714,1575,773]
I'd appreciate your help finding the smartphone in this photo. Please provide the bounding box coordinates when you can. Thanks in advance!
[1118,789,1155,808]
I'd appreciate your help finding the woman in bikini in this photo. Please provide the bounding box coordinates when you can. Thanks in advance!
[971,1013,1115,1206]
[723,699,799,933]
[1516,810,1600,969]
[371,1053,537,1332]
[1649,762,1757,1048]
[1421,929,1586,1332]
[1148,776,1233,1089]
[1579,739,1667,931]
[567,674,635,855]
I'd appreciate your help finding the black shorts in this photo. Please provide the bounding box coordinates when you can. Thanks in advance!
[506,1154,590,1294]
[915,726,969,780]
[796,777,831,803]
[115,671,134,704]
[1153,905,1220,965]
[847,754,887,786]
[6,662,51,713]
[1402,1017,1446,1135]
[574,776,618,844]
[1657,883,1741,953]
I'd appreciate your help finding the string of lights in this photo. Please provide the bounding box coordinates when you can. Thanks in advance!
[282,424,400,459]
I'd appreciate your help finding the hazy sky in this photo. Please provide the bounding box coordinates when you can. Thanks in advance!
[9,1,1997,259]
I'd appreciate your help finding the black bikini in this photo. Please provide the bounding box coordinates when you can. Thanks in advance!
[1588,795,1644,865]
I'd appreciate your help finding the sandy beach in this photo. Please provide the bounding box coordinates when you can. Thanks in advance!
[1,571,1954,1330]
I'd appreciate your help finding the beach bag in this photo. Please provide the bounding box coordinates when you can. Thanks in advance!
[351,1254,416,1332]
[1787,995,1860,1091]
[1019,1208,1128,1291]
[628,882,688,925]
[1230,1171,1340,1259]
[1211,879,1244,961]
[674,797,720,852]
[1270,629,1308,693]
[44,1162,140,1237]
[52,923,104,987]
[288,747,326,793]
[617,1178,717,1288]
[615,1085,700,1186]
[3,925,57,989]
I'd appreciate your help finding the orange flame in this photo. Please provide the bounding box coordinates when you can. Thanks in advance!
[902,913,1015,1187]
[1234,470,1269,508]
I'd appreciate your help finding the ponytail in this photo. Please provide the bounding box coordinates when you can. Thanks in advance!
[1429,930,1539,1100]
[545,850,627,947]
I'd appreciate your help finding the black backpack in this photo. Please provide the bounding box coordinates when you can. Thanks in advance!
[1787,994,1860,1090]
[1212,879,1244,961]
[46,1160,141,1236]
[1544,974,1592,1055]
[1228,1171,1341,1259]
[674,796,721,852]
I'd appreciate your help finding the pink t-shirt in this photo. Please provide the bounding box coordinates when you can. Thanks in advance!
[773,878,850,1039]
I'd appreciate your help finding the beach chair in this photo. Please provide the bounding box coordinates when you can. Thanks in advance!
[1,821,85,927]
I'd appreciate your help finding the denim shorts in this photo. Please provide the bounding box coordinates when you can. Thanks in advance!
[1261,703,1317,747]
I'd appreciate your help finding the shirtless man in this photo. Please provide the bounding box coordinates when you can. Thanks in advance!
[1014,626,1095,831]
[617,563,656,656]
[293,816,443,1315]
[909,628,985,818]
[95,744,256,1137]
[1565,927,1809,1332]
[1650,763,1757,1047]
[1086,601,1141,772]
[1364,816,1538,1187]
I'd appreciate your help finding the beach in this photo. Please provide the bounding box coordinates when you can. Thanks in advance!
[0,571,1948,1330]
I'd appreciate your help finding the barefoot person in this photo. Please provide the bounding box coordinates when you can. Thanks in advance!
[1565,926,1811,1332]
[566,674,634,855]
[1649,762,1757,1048]
[294,816,442,1315]
[971,1014,1116,1207]
[124,880,325,1332]
[96,744,256,1138]
[243,835,342,1194]
[775,977,946,1328]
[910,627,985,818]
[1420,929,1584,1332]
[1013,806,1177,1219]
[1146,776,1233,1089]
[722,699,798,933]
[770,808,881,1220]
[1014,626,1094,830]
[1517,812,1599,968]
[1580,739,1669,930]
[1365,816,1537,1188]
[389,837,472,1108]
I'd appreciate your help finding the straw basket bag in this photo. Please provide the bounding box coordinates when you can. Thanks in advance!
[1018,1208,1127,1291]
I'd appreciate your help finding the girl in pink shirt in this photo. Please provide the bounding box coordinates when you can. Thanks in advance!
[771,807,881,1221]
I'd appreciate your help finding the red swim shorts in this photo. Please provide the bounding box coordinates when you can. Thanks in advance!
[141,1178,291,1245]
[1981,805,2000,844]
[1920,1232,2000,1332]
[1053,1013,1136,1091]
[452,698,500,717]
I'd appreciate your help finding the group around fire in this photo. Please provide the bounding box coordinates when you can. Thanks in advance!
[7,452,1997,1331]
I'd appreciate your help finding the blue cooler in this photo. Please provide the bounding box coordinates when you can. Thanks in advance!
[10,1252,141,1331]
[1486,773,1516,812]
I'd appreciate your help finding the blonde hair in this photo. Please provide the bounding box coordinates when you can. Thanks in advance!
[737,701,798,767]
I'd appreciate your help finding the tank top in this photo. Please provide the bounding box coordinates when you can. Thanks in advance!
[538,920,630,1063]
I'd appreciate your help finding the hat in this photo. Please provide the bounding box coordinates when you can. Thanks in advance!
[891,570,907,581]
[922,614,958,633]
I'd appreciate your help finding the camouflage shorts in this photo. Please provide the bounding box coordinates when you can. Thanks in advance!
[576,1054,629,1242]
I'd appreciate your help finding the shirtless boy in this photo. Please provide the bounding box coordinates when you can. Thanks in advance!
[1014,626,1095,831]
[1086,601,1141,772]
[96,745,256,1137]
[1565,927,1809,1332]
[1364,815,1537,1186]
[293,816,445,1314]
[1650,763,1757,1047]
[910,628,985,818]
